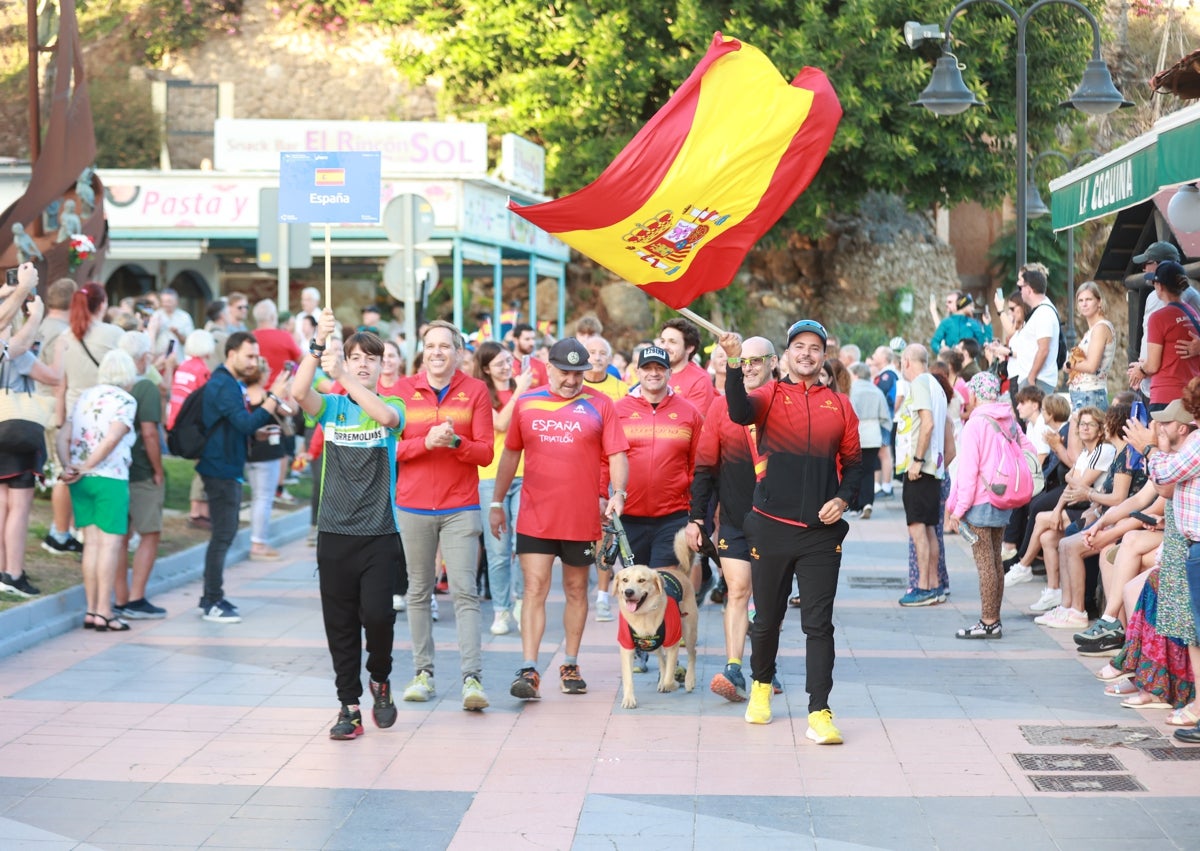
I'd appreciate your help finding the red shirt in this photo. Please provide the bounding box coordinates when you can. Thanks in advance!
[167,356,210,430]
[254,328,301,383]
[514,356,549,388]
[394,370,495,511]
[690,393,763,529]
[506,387,629,541]
[1147,303,1200,405]
[614,390,702,518]
[670,361,717,415]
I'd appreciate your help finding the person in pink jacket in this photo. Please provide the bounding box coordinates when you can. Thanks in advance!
[945,371,1036,639]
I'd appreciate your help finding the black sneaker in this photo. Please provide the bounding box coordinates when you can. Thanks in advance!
[559,664,587,694]
[201,599,242,623]
[41,534,81,555]
[369,679,397,728]
[0,571,41,597]
[510,667,541,700]
[329,705,363,740]
[1077,633,1125,657]
[117,598,167,619]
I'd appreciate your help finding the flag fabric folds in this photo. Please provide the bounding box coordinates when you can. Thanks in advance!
[508,32,842,310]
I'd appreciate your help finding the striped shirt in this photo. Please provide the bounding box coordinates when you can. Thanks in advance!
[1147,429,1200,541]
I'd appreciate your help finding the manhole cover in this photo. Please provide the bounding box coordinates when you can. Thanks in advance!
[1014,753,1125,772]
[1144,747,1200,761]
[1019,725,1166,749]
[1028,774,1146,792]
[847,576,907,589]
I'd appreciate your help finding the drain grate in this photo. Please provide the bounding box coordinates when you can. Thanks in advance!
[1014,753,1125,772]
[1019,725,1166,749]
[1028,774,1146,793]
[1144,747,1200,761]
[847,576,907,589]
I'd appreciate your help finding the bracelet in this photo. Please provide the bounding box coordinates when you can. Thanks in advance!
[612,490,627,498]
[489,501,503,509]
[913,456,925,463]
[310,341,327,352]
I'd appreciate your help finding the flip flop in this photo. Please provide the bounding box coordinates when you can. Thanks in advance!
[1104,679,1138,696]
[1166,706,1200,726]
[1121,691,1171,709]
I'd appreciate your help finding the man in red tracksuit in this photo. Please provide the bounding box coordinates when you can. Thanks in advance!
[723,319,862,743]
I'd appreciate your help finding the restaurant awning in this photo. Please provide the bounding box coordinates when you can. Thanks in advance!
[1050,102,1200,232]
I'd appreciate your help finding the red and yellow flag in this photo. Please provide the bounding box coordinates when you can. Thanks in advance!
[508,33,842,310]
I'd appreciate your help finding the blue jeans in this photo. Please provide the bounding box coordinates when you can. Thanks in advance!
[245,460,280,545]
[479,477,523,612]
[1069,388,1109,412]
[1186,542,1200,644]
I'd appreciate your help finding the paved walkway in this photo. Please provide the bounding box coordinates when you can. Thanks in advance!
[1,496,1198,850]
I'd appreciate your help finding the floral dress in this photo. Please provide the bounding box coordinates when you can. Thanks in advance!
[68,384,136,479]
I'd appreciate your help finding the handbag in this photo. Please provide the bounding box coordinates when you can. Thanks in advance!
[0,356,53,428]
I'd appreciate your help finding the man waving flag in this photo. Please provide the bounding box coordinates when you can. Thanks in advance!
[508,33,842,310]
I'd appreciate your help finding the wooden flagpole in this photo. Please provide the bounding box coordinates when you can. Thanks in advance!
[677,307,727,338]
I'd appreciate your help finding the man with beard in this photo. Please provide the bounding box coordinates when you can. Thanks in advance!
[196,332,290,623]
[511,322,549,388]
[490,338,629,700]
[659,317,716,416]
[722,320,862,742]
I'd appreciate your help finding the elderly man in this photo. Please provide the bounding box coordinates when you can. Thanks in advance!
[491,338,629,701]
[150,288,194,357]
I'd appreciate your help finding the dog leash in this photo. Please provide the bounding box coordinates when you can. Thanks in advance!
[600,514,635,570]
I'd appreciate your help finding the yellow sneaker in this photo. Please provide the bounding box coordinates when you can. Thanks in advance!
[806,708,843,744]
[744,680,773,724]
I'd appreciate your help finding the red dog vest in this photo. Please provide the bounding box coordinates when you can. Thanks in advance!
[617,571,685,651]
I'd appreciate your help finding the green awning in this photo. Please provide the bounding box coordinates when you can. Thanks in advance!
[1050,102,1200,232]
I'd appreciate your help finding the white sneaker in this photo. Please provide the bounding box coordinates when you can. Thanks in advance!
[490,610,512,635]
[860,504,872,519]
[1004,564,1033,587]
[1036,606,1088,629]
[1029,587,1062,613]
[127,532,141,553]
[393,594,406,612]
[595,596,614,622]
[431,597,439,622]
[462,676,489,711]
[402,671,435,702]
[512,599,522,632]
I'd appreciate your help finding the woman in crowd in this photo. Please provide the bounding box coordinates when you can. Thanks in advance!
[377,339,405,397]
[1011,407,1115,615]
[473,341,533,635]
[1038,400,1138,629]
[945,372,1033,638]
[0,292,60,597]
[168,329,214,528]
[709,344,729,394]
[1133,260,1200,413]
[819,358,851,395]
[245,356,288,561]
[1065,281,1115,412]
[58,350,138,631]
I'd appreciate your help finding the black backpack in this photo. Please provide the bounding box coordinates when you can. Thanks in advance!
[166,386,210,459]
[1032,303,1068,371]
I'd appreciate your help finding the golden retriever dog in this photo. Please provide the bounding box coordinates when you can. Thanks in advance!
[612,528,698,709]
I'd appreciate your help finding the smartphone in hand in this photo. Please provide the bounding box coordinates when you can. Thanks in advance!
[1130,510,1161,527]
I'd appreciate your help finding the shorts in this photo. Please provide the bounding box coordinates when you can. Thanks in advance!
[70,475,130,536]
[129,478,165,534]
[0,468,36,489]
[516,533,595,568]
[902,473,942,527]
[621,511,689,568]
[716,521,751,562]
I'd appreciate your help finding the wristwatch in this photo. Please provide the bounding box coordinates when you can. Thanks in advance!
[449,434,462,449]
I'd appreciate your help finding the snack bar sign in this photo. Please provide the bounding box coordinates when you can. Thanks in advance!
[278,151,381,224]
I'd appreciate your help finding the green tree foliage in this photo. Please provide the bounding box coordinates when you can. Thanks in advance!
[90,73,162,169]
[383,0,1109,238]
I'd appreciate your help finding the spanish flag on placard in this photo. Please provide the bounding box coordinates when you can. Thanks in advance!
[508,33,842,310]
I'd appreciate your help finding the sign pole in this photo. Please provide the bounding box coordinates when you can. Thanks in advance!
[677,307,727,338]
[324,224,332,309]
[402,197,417,375]
[277,222,289,312]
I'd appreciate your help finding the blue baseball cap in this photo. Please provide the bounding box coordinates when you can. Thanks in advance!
[786,319,828,346]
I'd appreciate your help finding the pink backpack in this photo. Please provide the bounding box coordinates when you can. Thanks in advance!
[981,415,1044,510]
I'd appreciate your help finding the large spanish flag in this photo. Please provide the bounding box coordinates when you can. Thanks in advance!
[508,33,842,310]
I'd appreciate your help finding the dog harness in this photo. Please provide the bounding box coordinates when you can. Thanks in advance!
[617,571,685,651]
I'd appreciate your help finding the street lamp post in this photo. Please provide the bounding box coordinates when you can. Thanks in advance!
[906,1,1130,271]
[1026,148,1100,347]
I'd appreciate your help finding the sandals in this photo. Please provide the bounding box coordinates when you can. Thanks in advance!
[1103,679,1138,696]
[955,620,1002,639]
[94,614,130,632]
[1166,705,1200,726]
[1094,663,1131,682]
[1121,691,1171,709]
[83,612,99,630]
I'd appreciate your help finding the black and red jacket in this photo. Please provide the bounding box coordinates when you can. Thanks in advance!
[726,369,862,528]
[690,394,761,530]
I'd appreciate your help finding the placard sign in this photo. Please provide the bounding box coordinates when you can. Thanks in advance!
[279,151,382,223]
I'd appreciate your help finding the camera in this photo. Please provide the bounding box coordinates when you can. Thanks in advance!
[5,267,17,287]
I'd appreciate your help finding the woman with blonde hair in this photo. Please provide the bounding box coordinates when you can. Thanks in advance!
[1066,281,1115,411]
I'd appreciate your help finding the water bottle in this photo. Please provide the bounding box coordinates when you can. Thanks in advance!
[959,522,979,546]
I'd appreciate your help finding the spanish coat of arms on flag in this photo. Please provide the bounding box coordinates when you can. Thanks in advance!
[508,32,842,310]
